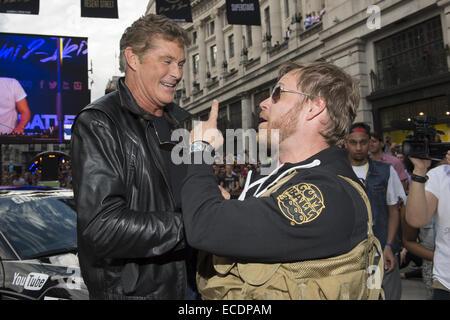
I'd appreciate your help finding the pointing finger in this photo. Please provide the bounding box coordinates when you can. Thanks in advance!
[208,100,219,124]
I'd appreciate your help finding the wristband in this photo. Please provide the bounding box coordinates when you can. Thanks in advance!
[411,173,428,183]
[385,243,393,249]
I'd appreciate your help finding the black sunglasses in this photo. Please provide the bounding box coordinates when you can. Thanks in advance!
[270,83,316,103]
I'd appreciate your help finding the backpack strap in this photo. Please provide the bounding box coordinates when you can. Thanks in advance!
[338,175,385,300]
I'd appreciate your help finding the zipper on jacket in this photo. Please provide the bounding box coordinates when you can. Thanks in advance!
[144,120,176,210]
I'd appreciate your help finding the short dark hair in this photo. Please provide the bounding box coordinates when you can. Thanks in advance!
[349,122,371,137]
[119,14,190,73]
[371,131,383,142]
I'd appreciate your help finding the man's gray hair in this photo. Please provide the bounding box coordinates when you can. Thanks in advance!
[119,14,190,73]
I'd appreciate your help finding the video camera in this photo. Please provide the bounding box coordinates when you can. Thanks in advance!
[391,116,450,161]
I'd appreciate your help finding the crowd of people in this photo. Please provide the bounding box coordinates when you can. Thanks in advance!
[2,159,72,188]
[284,5,326,40]
[2,170,37,186]
[304,5,326,29]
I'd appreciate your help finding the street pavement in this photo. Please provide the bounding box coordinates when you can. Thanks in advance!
[400,264,429,300]
[401,278,428,300]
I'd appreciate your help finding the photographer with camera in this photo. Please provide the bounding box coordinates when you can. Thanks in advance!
[406,150,450,300]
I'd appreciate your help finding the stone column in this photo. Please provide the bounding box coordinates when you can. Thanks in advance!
[438,0,450,68]
[252,24,262,55]
[241,93,253,131]
[233,24,243,67]
[270,0,283,45]
[182,46,191,99]
[197,20,207,90]
[214,8,225,75]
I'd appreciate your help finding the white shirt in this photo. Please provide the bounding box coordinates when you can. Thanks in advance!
[0,77,27,134]
[425,164,450,290]
[352,162,406,205]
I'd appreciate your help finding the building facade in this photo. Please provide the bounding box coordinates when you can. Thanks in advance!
[147,0,450,143]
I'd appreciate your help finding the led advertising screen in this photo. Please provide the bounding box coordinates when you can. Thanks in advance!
[0,32,90,142]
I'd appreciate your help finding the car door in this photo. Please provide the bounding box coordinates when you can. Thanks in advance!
[0,253,4,299]
[0,233,21,300]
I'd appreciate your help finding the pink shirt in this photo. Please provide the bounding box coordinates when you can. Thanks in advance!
[380,153,408,182]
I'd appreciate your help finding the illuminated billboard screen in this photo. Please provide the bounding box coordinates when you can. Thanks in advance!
[0,32,90,141]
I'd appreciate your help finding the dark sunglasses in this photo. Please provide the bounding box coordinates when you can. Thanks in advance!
[270,83,316,103]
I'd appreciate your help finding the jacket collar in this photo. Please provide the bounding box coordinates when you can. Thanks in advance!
[117,77,191,126]
[249,146,351,197]
[284,146,347,170]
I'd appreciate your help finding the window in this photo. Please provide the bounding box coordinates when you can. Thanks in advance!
[284,0,290,18]
[228,34,235,58]
[373,16,447,91]
[380,96,449,130]
[199,111,209,121]
[264,7,271,36]
[209,20,215,36]
[246,25,253,47]
[192,54,199,75]
[253,89,271,129]
[229,101,242,130]
[210,45,217,67]
[217,107,229,135]
[192,31,197,45]
[0,195,77,260]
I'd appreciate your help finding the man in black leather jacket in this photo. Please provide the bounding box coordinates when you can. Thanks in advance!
[71,14,192,300]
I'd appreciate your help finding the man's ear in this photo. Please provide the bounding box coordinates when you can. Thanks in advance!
[306,97,327,121]
[124,47,139,71]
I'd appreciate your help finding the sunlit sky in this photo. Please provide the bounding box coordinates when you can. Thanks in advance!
[0,0,148,101]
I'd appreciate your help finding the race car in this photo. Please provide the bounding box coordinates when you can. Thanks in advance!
[0,186,89,300]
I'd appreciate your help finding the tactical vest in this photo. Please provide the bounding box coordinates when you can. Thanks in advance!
[196,172,384,300]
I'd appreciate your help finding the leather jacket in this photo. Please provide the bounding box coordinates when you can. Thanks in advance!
[71,78,191,299]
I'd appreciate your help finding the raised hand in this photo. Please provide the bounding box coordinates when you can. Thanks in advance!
[190,100,224,149]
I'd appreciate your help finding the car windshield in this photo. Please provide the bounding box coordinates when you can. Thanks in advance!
[0,191,77,260]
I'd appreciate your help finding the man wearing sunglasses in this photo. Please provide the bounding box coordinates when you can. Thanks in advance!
[181,61,383,300]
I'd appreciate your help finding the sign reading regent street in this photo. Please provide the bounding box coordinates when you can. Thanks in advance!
[156,0,192,23]
[80,0,118,19]
[0,0,40,15]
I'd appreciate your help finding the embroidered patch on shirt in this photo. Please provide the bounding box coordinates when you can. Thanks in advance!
[277,183,325,226]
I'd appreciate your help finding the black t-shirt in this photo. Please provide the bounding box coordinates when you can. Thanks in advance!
[146,113,186,211]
